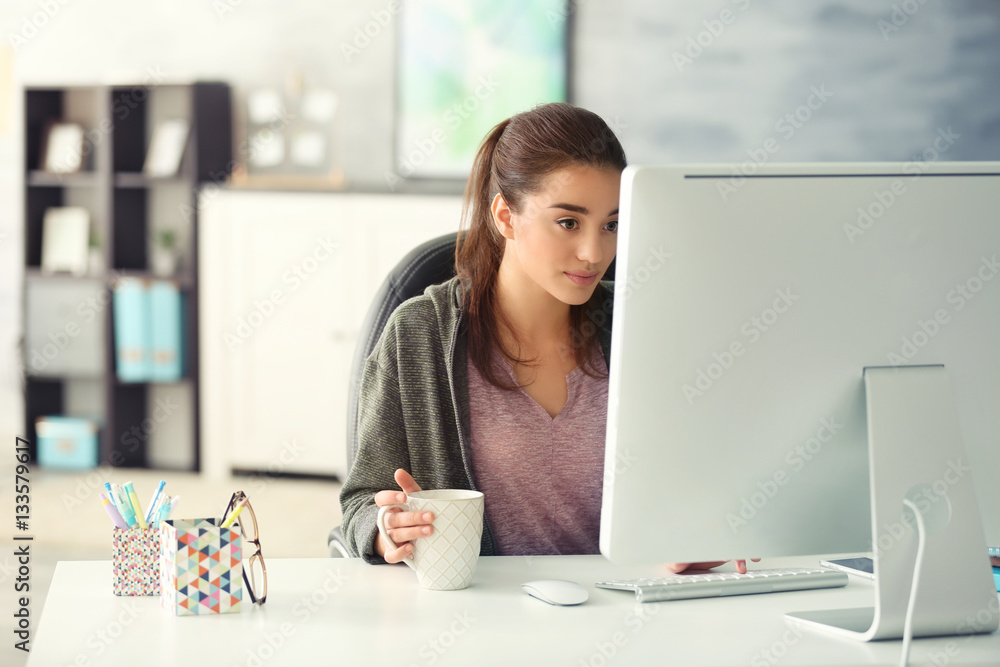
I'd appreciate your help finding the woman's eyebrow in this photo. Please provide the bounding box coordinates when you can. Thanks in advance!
[548,203,620,216]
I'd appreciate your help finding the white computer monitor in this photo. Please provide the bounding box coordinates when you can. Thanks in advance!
[600,162,1000,640]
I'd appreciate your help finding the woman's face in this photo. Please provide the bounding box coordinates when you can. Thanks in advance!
[495,164,621,306]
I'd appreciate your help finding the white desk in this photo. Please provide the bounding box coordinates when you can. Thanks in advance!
[29,556,1000,666]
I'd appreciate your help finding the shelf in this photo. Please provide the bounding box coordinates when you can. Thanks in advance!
[110,269,192,288]
[27,171,101,187]
[24,267,106,281]
[26,372,105,381]
[114,172,187,188]
[114,377,192,387]
[22,82,232,472]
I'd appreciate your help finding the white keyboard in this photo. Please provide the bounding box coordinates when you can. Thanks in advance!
[595,567,849,603]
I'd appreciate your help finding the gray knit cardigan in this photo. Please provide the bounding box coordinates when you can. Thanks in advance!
[338,276,615,563]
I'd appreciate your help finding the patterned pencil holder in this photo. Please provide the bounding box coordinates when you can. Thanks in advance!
[160,518,243,615]
[112,527,161,596]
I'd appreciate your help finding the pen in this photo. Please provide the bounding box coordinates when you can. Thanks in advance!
[220,499,248,529]
[123,481,147,529]
[110,483,129,517]
[144,480,166,525]
[115,483,137,528]
[147,494,165,527]
[164,495,179,521]
[153,495,171,525]
[100,492,128,529]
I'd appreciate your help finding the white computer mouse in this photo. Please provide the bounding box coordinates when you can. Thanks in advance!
[521,579,589,606]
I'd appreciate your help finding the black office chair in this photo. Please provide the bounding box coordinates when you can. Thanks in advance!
[327,231,616,557]
[328,232,460,557]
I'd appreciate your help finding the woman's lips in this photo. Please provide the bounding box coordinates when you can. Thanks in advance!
[565,271,599,286]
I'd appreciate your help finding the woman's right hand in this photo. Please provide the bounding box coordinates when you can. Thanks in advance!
[373,469,435,563]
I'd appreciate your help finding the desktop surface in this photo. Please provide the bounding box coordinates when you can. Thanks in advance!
[28,556,1000,666]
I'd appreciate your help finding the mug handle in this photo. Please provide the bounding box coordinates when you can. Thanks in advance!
[376,504,415,570]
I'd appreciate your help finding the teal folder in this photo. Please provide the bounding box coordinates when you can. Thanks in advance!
[112,278,150,382]
[148,280,183,382]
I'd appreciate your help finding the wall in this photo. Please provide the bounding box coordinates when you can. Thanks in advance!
[2,0,998,442]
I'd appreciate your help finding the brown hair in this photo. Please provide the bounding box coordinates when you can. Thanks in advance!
[456,102,627,390]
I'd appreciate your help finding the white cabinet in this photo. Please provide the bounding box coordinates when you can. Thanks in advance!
[200,190,462,479]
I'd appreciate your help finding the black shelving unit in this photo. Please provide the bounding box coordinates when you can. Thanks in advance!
[22,82,232,471]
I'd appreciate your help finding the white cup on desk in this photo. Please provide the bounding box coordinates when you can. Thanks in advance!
[377,489,485,590]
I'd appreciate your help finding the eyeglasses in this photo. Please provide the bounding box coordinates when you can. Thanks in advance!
[220,490,267,605]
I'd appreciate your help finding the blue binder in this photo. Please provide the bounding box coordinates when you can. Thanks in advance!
[113,278,150,382]
[149,280,183,382]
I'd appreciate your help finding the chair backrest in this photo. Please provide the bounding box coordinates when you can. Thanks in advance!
[344,231,617,474]
[345,233,460,472]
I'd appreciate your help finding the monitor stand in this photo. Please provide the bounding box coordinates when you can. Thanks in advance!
[786,365,998,641]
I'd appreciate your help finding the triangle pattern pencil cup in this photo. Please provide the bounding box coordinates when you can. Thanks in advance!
[112,527,160,596]
[160,518,243,615]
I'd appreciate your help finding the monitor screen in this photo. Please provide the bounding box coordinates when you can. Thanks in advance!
[600,162,1000,565]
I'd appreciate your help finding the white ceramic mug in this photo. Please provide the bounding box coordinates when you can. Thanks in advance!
[376,489,485,590]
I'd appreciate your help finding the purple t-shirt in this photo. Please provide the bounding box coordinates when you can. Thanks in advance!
[466,347,608,556]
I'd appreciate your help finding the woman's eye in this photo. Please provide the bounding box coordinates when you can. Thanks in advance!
[557,218,579,230]
[605,220,619,232]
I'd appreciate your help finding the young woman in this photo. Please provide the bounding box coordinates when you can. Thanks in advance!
[338,102,623,563]
[338,102,750,572]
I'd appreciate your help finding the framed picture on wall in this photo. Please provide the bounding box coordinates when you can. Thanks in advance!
[394,0,570,180]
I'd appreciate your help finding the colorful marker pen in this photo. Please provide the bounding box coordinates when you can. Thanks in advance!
[144,480,166,525]
[100,492,128,529]
[110,483,129,518]
[220,499,248,529]
[116,485,137,527]
[123,481,147,529]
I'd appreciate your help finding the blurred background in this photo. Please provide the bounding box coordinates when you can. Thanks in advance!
[0,1,998,664]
